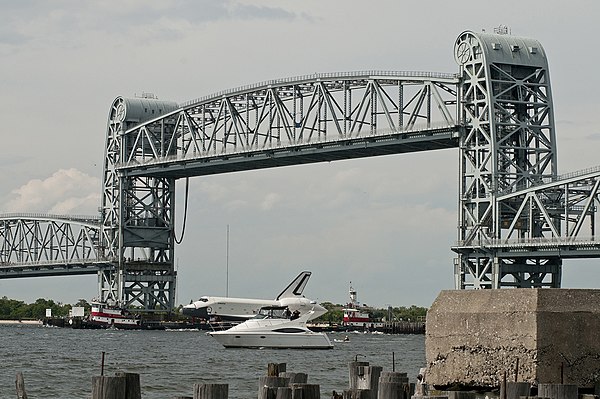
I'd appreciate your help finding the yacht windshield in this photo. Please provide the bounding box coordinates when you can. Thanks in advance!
[254,307,289,319]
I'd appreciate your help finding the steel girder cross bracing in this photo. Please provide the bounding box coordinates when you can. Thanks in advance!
[101,96,180,311]
[117,71,459,178]
[453,30,560,288]
[0,214,109,277]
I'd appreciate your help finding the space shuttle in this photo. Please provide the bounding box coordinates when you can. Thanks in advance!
[182,271,325,321]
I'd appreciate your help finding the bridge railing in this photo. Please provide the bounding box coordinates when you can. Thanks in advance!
[0,258,115,268]
[497,165,600,197]
[179,70,460,108]
[455,235,600,248]
[0,213,100,224]
[554,165,600,182]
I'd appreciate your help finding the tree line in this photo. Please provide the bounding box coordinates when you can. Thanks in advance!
[315,302,427,324]
[0,296,427,322]
[0,297,91,320]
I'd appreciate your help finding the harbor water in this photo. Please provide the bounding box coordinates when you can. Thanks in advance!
[1,324,425,398]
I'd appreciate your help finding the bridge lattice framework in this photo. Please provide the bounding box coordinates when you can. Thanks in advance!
[2,30,600,311]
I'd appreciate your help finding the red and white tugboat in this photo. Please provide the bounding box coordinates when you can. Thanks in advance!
[89,301,141,329]
[342,283,372,327]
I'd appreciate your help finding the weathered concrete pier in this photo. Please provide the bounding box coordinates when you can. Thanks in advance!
[425,289,600,392]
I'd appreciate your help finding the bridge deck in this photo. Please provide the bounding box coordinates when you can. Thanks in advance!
[0,262,112,279]
[453,238,600,259]
[122,125,460,178]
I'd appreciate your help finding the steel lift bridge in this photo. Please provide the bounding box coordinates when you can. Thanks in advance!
[2,30,600,312]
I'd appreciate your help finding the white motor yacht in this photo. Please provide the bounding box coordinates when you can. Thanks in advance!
[208,305,333,349]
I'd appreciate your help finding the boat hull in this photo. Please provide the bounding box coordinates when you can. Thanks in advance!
[88,316,141,329]
[209,330,333,349]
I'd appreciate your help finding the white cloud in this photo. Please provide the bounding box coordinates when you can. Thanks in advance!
[261,192,282,210]
[4,168,100,216]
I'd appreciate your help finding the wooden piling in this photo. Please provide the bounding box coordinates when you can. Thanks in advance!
[193,383,228,399]
[348,362,370,389]
[259,377,290,399]
[499,381,530,399]
[92,376,126,399]
[261,386,295,399]
[281,372,308,384]
[269,363,287,377]
[348,361,381,397]
[342,389,371,399]
[415,367,427,397]
[16,372,27,399]
[377,372,410,399]
[276,387,292,399]
[115,372,141,399]
[445,392,479,399]
[290,383,320,399]
[537,383,578,399]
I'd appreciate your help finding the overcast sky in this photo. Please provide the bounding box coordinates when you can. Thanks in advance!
[1,0,599,308]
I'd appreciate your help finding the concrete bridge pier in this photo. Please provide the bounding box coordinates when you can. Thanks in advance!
[425,289,600,390]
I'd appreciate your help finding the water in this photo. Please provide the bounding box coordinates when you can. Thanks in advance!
[1,324,425,399]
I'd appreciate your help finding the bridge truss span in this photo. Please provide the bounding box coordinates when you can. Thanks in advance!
[97,71,461,311]
[119,71,460,176]
[0,214,113,278]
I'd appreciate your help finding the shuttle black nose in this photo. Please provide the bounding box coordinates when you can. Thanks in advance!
[182,306,209,319]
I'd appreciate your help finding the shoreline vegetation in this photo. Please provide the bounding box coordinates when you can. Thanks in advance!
[0,296,427,324]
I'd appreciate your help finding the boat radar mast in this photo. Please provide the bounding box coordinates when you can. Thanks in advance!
[349,283,358,307]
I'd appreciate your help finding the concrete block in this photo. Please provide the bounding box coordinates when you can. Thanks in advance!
[425,289,600,389]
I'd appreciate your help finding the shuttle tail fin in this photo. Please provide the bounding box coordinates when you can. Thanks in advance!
[276,271,312,300]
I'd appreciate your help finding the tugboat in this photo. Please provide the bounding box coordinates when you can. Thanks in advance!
[342,283,372,326]
[88,301,141,329]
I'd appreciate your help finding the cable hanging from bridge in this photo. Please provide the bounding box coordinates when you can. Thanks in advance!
[174,177,190,245]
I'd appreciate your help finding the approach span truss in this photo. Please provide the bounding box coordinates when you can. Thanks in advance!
[454,167,600,288]
[0,214,112,278]
[119,71,460,177]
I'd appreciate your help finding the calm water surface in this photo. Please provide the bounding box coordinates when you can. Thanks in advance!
[1,324,425,399]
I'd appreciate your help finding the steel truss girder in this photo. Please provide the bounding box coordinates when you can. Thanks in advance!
[118,71,459,171]
[454,30,561,289]
[454,255,561,289]
[490,168,600,243]
[0,214,106,266]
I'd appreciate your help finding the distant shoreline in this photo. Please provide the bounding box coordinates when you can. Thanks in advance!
[0,320,42,325]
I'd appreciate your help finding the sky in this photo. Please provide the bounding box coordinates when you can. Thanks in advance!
[1,0,599,308]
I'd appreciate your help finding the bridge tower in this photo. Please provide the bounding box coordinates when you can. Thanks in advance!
[453,29,560,288]
[101,95,180,311]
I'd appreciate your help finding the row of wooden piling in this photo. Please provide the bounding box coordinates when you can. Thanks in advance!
[16,360,594,399]
[498,381,588,399]
[418,381,597,399]
[15,361,410,399]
